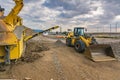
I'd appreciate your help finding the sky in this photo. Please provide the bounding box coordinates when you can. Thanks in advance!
[0,0,120,32]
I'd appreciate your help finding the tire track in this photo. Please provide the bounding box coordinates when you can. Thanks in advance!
[52,52,67,80]
[53,47,102,80]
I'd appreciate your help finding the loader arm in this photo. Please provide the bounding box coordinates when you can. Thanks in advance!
[79,36,91,47]
[3,0,24,31]
[24,26,59,41]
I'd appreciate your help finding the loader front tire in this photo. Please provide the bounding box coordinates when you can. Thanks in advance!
[74,40,85,53]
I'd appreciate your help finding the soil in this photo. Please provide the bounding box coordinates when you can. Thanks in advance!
[21,40,49,63]
[0,36,120,80]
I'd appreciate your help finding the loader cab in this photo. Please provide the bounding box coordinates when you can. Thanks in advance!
[74,27,85,37]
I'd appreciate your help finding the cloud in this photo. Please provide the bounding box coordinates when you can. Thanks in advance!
[98,0,120,24]
[0,0,120,32]
[43,0,105,27]
[43,0,91,18]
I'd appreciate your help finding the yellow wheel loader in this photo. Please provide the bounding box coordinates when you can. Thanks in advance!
[66,27,116,61]
[0,0,59,64]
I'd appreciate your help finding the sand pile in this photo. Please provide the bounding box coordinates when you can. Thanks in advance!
[54,39,65,46]
[26,40,49,53]
[24,27,35,37]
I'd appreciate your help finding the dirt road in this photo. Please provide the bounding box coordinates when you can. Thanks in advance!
[1,36,120,80]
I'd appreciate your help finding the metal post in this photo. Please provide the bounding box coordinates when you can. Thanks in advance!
[110,24,111,37]
[103,26,104,33]
[5,45,10,65]
[116,23,118,32]
[110,24,111,33]
[60,27,62,33]
[97,27,98,32]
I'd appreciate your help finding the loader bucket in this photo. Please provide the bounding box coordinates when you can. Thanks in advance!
[85,44,116,61]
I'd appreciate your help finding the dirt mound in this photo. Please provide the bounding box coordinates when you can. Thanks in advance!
[21,40,49,63]
[26,40,49,53]
[54,39,65,46]
[24,27,35,37]
[21,53,40,63]
[1,37,120,80]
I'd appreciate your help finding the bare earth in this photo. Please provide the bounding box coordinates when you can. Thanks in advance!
[1,36,120,80]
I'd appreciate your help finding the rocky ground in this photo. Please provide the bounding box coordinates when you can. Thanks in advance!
[0,35,120,80]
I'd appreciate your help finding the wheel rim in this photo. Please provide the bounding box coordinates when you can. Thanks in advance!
[75,44,80,50]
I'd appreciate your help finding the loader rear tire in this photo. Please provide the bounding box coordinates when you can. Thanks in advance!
[74,40,85,53]
[66,38,72,47]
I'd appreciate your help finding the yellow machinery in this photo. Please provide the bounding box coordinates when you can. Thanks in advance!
[0,0,59,64]
[66,27,116,61]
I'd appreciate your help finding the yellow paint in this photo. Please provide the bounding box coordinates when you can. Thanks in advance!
[3,0,23,31]
[0,0,59,63]
[67,32,74,38]
[71,38,75,45]
[79,36,90,47]
[24,26,59,41]
[66,28,93,47]
[24,35,32,42]
[0,0,24,62]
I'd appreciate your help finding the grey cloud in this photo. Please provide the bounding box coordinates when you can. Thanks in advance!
[98,0,120,25]
[43,0,92,18]
[24,0,40,3]
[0,0,120,31]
